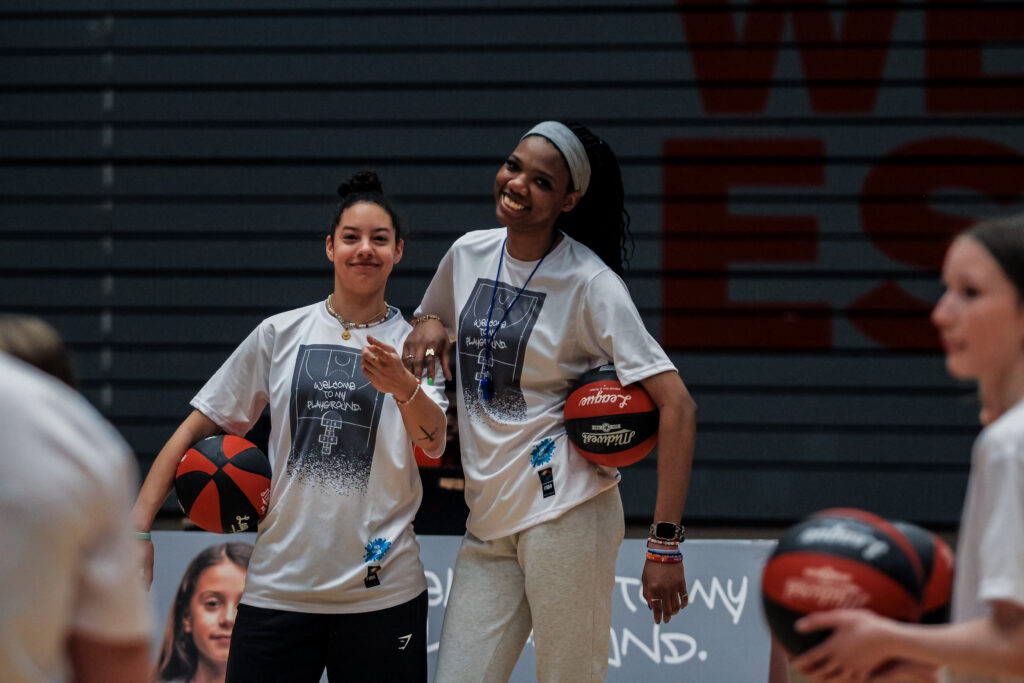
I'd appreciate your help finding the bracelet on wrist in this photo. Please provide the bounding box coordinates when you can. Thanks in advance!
[411,314,441,326]
[645,546,682,557]
[645,550,683,564]
[395,382,421,406]
[646,537,679,547]
[135,531,152,541]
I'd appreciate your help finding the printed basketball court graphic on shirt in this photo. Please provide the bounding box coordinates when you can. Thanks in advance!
[287,344,383,493]
[458,278,545,423]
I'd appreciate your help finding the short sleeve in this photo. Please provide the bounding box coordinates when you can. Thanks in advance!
[73,444,153,639]
[191,323,273,435]
[976,440,1024,608]
[576,270,677,386]
[414,239,458,329]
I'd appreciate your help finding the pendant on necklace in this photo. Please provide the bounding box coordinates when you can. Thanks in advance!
[342,330,351,340]
[480,375,493,401]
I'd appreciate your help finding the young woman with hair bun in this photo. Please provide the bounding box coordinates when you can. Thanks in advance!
[404,121,697,682]
[132,171,447,682]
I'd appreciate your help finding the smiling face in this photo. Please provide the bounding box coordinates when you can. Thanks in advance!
[183,559,246,670]
[326,201,404,298]
[932,235,1024,383]
[494,135,580,237]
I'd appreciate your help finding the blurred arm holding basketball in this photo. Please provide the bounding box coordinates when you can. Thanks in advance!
[363,334,447,458]
[639,369,697,624]
[794,604,1024,682]
[130,409,222,588]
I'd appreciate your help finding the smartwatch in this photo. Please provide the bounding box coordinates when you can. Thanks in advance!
[650,521,685,543]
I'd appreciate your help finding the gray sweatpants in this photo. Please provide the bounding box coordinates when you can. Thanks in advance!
[433,486,625,683]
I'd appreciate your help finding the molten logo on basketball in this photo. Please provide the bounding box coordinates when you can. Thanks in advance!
[229,514,252,534]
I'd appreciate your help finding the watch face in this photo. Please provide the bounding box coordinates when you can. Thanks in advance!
[652,522,683,540]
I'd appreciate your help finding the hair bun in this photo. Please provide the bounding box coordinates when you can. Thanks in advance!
[337,170,383,198]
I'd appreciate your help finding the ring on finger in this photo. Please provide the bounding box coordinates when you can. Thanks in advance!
[405,354,415,359]
[425,348,436,358]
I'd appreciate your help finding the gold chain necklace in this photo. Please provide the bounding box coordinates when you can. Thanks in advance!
[325,295,390,340]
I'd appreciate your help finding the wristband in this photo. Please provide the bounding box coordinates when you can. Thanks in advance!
[646,537,679,547]
[135,531,152,540]
[645,550,683,564]
[395,383,421,406]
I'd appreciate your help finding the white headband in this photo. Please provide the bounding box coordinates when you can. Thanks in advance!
[521,121,591,197]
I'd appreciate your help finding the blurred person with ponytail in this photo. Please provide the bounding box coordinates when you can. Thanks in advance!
[793,216,1024,683]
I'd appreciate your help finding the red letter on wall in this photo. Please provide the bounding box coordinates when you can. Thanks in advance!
[926,1,1024,112]
[852,137,1024,349]
[661,139,829,349]
[678,0,897,113]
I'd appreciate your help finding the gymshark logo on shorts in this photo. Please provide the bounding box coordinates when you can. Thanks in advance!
[397,634,412,650]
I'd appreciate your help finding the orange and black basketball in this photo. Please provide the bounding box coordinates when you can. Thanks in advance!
[761,508,924,655]
[892,520,955,624]
[175,435,271,534]
[564,364,658,467]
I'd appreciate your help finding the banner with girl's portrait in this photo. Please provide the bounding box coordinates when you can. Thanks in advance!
[150,532,774,682]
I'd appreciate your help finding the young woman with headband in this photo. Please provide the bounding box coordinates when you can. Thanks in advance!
[792,216,1024,683]
[132,171,447,682]
[404,121,697,682]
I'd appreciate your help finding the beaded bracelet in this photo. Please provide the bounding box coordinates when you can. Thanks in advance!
[645,546,683,557]
[645,551,683,564]
[411,314,441,326]
[646,537,679,547]
[395,383,421,406]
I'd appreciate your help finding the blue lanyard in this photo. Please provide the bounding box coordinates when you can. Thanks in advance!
[479,236,554,400]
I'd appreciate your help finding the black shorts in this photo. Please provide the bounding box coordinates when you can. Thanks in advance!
[225,591,428,683]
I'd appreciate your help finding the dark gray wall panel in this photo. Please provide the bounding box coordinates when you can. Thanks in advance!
[3,0,1020,527]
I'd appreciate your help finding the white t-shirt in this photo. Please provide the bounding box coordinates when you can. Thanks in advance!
[192,302,447,614]
[943,398,1024,683]
[0,353,152,683]
[417,228,677,540]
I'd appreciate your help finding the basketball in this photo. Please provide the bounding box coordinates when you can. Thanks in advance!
[175,435,272,534]
[892,520,955,624]
[761,508,924,655]
[564,364,658,467]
